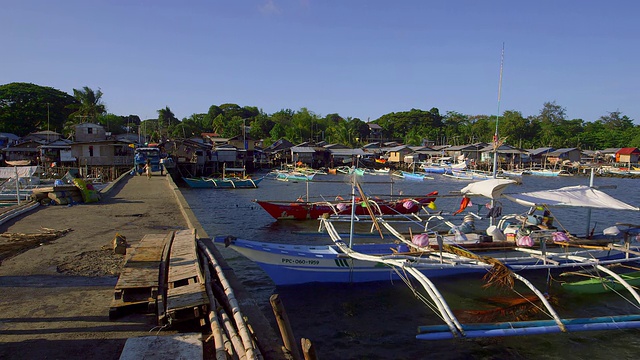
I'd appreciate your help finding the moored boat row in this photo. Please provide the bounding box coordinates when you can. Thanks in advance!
[213,175,640,342]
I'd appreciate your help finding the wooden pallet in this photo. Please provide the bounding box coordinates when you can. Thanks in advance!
[158,229,208,325]
[165,282,209,325]
[109,232,173,319]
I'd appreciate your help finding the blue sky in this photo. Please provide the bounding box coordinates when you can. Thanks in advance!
[3,1,640,124]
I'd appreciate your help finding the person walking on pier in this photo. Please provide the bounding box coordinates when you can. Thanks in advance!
[143,159,151,179]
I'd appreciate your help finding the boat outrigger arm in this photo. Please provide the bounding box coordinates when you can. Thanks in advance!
[374,218,566,333]
[322,218,466,337]
[320,216,640,340]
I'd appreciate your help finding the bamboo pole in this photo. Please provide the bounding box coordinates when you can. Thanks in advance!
[301,338,317,360]
[200,255,229,360]
[270,294,301,360]
[221,331,234,359]
[198,240,257,359]
[220,308,247,360]
[244,320,265,360]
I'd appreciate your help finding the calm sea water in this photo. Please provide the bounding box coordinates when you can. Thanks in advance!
[181,173,640,360]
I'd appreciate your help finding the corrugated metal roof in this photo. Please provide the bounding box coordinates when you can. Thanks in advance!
[387,145,410,152]
[547,148,578,156]
[291,146,316,153]
[329,148,366,156]
[617,147,640,155]
[527,147,554,156]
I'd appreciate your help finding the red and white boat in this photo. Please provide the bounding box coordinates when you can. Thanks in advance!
[254,191,438,220]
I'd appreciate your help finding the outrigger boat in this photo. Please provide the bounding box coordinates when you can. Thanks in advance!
[183,166,263,189]
[329,178,640,340]
[399,171,434,181]
[271,170,315,182]
[220,179,640,284]
[183,176,263,189]
[216,176,640,339]
[254,191,438,221]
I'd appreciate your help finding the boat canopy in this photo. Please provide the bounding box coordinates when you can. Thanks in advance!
[504,185,640,211]
[460,178,517,199]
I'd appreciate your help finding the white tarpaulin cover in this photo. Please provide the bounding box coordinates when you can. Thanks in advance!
[460,178,517,199]
[503,185,640,211]
[0,166,39,179]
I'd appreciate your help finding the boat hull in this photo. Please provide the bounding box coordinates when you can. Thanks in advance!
[256,191,438,220]
[214,236,477,285]
[422,167,448,174]
[400,171,433,180]
[215,236,640,286]
[273,171,316,182]
[527,169,572,177]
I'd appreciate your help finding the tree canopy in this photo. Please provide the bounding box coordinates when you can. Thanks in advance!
[0,82,77,136]
[1,82,639,149]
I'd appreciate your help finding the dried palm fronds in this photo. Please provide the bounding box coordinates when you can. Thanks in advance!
[442,243,515,289]
[1,227,73,242]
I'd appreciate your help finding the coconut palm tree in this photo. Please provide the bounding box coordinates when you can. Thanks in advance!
[157,106,179,141]
[68,86,106,123]
[64,86,106,137]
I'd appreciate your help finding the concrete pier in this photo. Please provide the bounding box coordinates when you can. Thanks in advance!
[0,173,281,359]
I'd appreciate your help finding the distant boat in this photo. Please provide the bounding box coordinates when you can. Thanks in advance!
[272,170,315,182]
[183,176,263,189]
[400,171,434,181]
[335,166,354,174]
[600,166,640,176]
[528,168,572,177]
[183,166,263,188]
[353,168,366,176]
[501,169,530,177]
[372,167,390,175]
[441,171,474,181]
[442,170,492,181]
[419,158,466,174]
[254,191,438,220]
[419,162,449,174]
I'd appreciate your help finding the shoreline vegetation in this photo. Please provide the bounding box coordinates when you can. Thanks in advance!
[1,82,639,151]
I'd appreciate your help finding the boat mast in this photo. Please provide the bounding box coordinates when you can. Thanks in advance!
[349,174,357,248]
[490,44,505,227]
[492,43,505,179]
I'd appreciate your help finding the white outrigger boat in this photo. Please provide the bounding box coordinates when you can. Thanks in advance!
[216,176,640,339]
[323,178,640,340]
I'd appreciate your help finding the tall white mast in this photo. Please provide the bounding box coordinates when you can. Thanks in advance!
[492,43,505,179]
[490,44,505,227]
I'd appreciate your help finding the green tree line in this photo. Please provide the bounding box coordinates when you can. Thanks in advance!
[1,82,639,149]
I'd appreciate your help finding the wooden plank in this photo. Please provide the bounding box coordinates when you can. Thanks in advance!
[156,232,175,325]
[115,266,159,289]
[167,283,208,308]
[167,229,203,286]
[161,229,208,324]
[125,233,170,263]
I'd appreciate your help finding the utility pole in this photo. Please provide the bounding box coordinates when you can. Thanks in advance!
[242,118,247,167]
[46,103,50,143]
